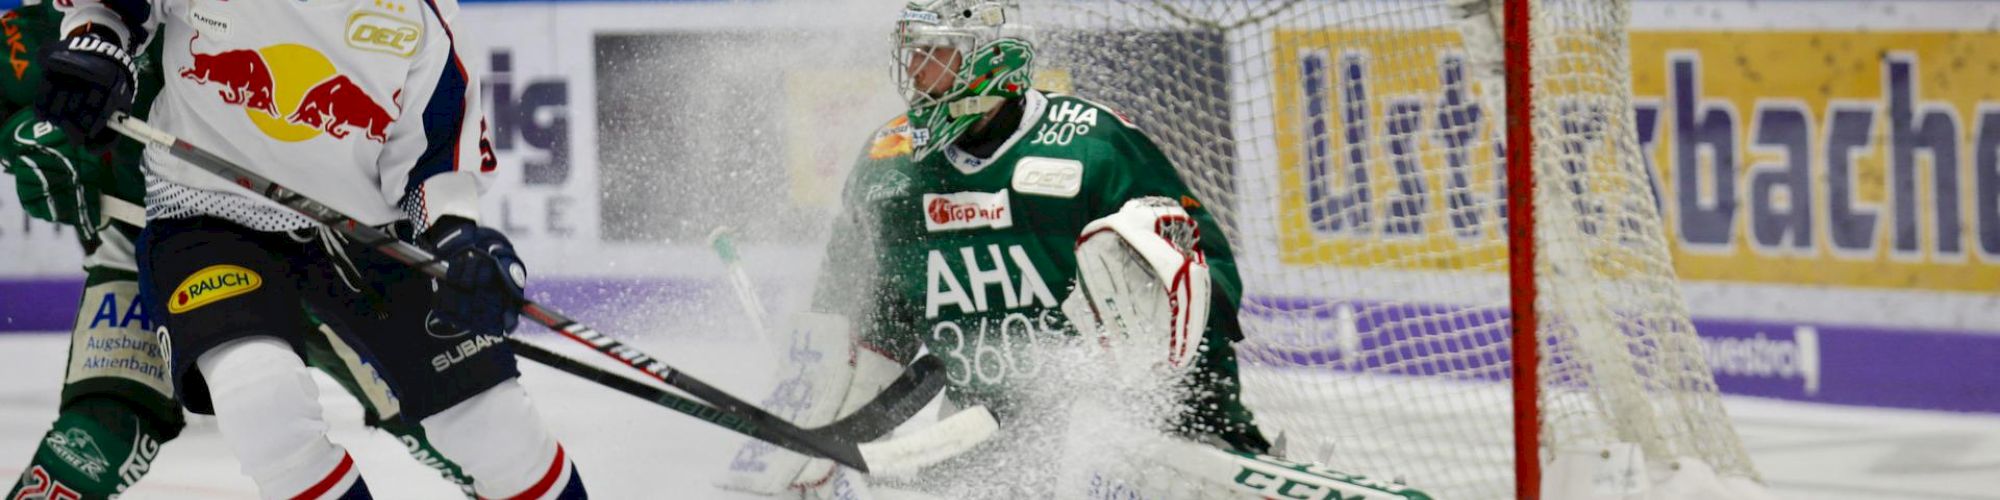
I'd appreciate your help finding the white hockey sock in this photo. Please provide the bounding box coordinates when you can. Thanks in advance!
[197,337,358,500]
[422,379,575,499]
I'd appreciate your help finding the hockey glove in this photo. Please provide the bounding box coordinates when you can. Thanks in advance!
[423,216,526,337]
[1,109,106,236]
[36,27,138,147]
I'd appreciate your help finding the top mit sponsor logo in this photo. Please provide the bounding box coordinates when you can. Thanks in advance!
[169,264,263,314]
[924,190,1013,232]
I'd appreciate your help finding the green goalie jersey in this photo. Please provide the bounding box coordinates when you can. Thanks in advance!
[814,90,1269,452]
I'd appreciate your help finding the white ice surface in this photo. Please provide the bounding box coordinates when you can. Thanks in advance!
[0,332,1995,499]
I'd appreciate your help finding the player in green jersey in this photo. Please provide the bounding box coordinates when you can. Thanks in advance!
[725,1,1440,498]
[723,0,1279,497]
[0,2,474,497]
[839,9,1271,454]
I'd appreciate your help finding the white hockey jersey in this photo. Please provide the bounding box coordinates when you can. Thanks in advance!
[60,0,493,231]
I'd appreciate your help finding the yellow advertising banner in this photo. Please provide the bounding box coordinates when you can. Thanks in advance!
[1272,30,2000,293]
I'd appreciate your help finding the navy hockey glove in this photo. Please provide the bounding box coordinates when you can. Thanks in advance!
[423,216,526,336]
[36,28,138,146]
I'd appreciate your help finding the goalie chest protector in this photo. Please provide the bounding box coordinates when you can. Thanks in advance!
[830,90,1241,402]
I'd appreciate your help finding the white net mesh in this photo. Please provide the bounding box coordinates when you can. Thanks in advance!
[1016,0,1757,497]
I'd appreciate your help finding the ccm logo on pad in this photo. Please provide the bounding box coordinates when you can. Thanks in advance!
[1011,157,1082,198]
[924,190,1013,232]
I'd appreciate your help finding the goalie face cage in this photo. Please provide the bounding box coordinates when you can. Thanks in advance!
[1014,0,1758,498]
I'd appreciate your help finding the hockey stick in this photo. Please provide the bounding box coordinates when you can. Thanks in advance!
[104,113,989,473]
[509,339,982,475]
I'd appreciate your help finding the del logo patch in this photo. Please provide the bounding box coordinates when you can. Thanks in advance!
[1011,157,1082,198]
[347,12,422,58]
[923,190,1013,232]
[169,265,263,314]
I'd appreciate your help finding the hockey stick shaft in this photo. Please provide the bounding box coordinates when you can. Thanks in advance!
[104,113,885,471]
[507,338,867,466]
[512,338,966,475]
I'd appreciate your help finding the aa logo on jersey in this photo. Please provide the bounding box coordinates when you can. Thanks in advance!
[169,265,262,314]
[924,190,1013,232]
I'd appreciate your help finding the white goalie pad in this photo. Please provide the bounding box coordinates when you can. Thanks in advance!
[719,312,906,497]
[1069,197,1211,374]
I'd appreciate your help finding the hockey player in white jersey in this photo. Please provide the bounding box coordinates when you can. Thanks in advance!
[36,1,587,498]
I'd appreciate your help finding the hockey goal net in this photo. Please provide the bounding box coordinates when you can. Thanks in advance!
[1016,0,1761,498]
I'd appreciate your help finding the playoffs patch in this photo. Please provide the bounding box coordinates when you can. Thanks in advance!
[167,265,263,314]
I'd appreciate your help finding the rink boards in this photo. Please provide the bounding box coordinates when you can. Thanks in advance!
[0,0,1996,417]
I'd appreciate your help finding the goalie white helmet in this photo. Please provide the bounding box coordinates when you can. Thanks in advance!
[892,0,1035,160]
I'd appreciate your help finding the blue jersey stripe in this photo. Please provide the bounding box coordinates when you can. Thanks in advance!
[405,0,473,201]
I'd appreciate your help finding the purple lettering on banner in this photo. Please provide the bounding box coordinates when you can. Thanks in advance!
[1695,318,2000,414]
[1237,297,2000,414]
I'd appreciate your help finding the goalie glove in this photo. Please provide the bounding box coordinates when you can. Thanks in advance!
[1066,197,1211,375]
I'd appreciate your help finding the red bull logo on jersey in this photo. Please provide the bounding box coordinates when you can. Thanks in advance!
[180,37,400,143]
[180,45,279,116]
[288,75,398,141]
